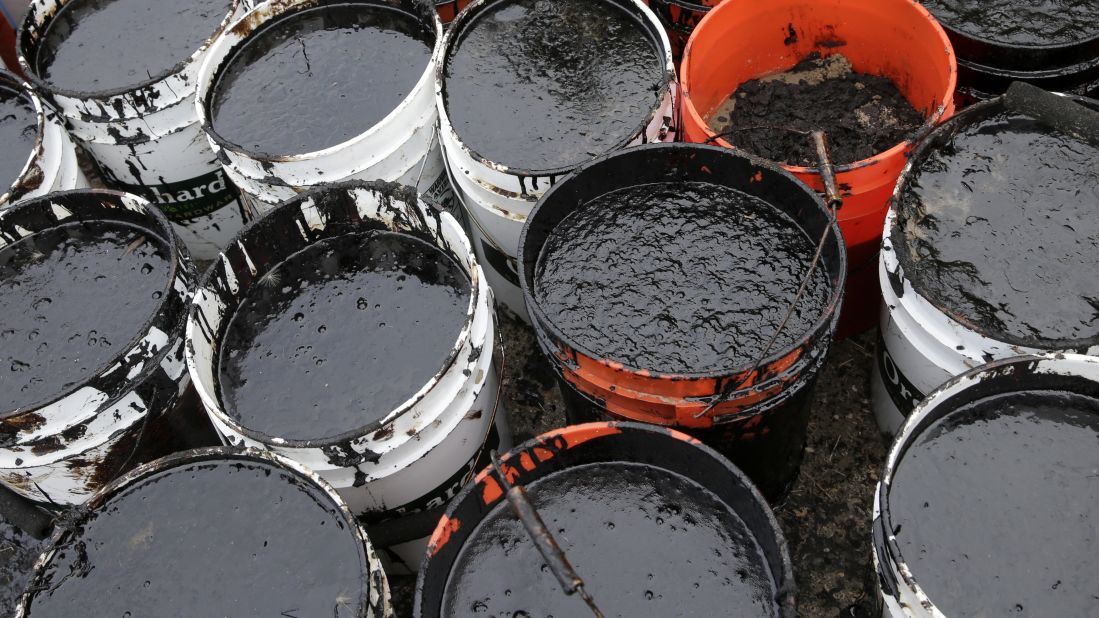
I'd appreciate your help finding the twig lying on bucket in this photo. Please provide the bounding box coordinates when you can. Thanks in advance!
[695,130,841,419]
[488,452,605,618]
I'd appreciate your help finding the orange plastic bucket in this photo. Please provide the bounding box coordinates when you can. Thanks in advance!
[648,0,720,61]
[434,0,469,24]
[679,0,956,337]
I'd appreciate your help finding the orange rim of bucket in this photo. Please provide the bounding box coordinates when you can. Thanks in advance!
[678,0,958,176]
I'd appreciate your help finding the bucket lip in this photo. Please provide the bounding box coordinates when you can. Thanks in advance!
[518,141,847,381]
[413,420,797,617]
[932,9,1099,55]
[188,179,483,448]
[434,0,677,179]
[957,52,1099,80]
[15,446,378,617]
[0,188,184,423]
[889,94,1099,352]
[0,70,47,208]
[196,0,444,163]
[874,352,1099,616]
[679,0,958,176]
[17,0,245,101]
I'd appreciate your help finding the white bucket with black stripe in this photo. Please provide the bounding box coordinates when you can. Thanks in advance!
[187,181,509,574]
[194,0,454,219]
[436,0,678,321]
[0,70,84,208]
[17,0,254,261]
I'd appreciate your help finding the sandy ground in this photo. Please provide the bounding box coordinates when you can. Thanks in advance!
[388,312,887,618]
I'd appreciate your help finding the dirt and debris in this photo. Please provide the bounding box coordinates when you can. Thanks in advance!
[708,53,924,166]
[388,312,885,617]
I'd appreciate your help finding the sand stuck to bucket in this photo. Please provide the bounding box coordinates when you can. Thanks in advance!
[707,53,924,166]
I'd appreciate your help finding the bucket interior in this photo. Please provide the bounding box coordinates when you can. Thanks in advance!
[188,181,478,445]
[416,423,796,616]
[0,72,43,205]
[683,0,954,143]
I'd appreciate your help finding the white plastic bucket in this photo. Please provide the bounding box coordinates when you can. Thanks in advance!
[436,0,679,321]
[872,96,1099,437]
[195,0,455,219]
[17,0,254,261]
[0,190,207,506]
[0,70,84,208]
[872,353,1099,617]
[187,180,509,574]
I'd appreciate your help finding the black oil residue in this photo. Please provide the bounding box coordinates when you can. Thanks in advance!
[897,111,1099,345]
[22,459,367,616]
[217,230,470,441]
[0,515,43,616]
[35,0,233,93]
[534,181,830,374]
[709,53,924,166]
[442,462,778,617]
[0,221,170,413]
[889,390,1099,616]
[0,86,38,192]
[444,0,665,171]
[210,3,433,156]
[922,0,1099,47]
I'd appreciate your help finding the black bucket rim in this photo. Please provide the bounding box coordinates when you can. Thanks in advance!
[199,0,442,162]
[518,141,847,380]
[0,70,47,207]
[15,445,380,617]
[190,178,481,448]
[413,420,798,617]
[436,0,676,178]
[0,188,186,422]
[931,9,1099,65]
[17,0,246,101]
[889,93,1099,352]
[874,353,1099,616]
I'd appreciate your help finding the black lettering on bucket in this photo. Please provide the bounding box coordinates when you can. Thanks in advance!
[112,170,241,221]
[876,332,924,416]
[425,170,461,221]
[480,238,520,287]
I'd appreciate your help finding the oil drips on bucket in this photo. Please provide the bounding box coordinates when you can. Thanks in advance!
[443,0,665,171]
[0,87,37,192]
[0,222,170,412]
[209,2,434,156]
[896,111,1099,345]
[442,462,778,617]
[34,0,233,92]
[217,230,470,440]
[888,390,1099,616]
[534,181,830,373]
[21,459,367,616]
[921,0,1099,46]
[708,53,923,166]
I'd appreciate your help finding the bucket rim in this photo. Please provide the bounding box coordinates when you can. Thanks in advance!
[187,179,486,448]
[679,0,958,176]
[17,0,246,101]
[519,141,847,381]
[14,446,382,617]
[0,71,48,208]
[434,0,677,179]
[888,93,1099,352]
[413,420,798,617]
[875,352,1099,618]
[0,188,186,423]
[932,9,1099,55]
[195,0,445,163]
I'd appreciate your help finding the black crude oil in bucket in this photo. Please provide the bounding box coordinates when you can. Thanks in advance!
[894,99,1099,347]
[19,453,372,616]
[0,86,37,191]
[534,181,831,373]
[209,2,434,156]
[217,230,471,440]
[0,513,42,615]
[0,221,170,412]
[708,53,924,166]
[886,389,1099,616]
[442,462,779,616]
[33,0,233,92]
[921,0,1099,47]
[443,0,666,171]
